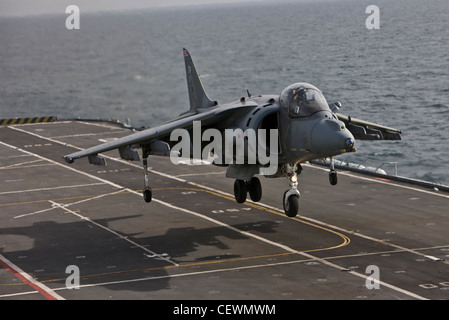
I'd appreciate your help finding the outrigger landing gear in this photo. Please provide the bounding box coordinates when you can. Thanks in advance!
[233,177,262,204]
[329,157,338,186]
[283,163,301,217]
[142,153,152,203]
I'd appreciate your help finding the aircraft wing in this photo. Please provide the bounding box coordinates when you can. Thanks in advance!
[63,103,255,165]
[336,113,402,140]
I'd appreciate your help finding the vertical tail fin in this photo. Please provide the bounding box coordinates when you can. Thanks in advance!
[183,48,217,113]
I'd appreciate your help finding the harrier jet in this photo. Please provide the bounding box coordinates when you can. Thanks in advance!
[64,48,401,217]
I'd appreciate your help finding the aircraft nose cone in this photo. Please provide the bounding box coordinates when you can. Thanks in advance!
[345,137,355,150]
[310,119,356,156]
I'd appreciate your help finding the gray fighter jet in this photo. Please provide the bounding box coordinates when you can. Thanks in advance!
[64,48,401,217]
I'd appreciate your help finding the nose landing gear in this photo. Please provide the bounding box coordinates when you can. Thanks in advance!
[329,157,338,186]
[283,163,301,217]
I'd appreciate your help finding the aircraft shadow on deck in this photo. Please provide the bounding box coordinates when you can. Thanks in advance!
[0,216,280,293]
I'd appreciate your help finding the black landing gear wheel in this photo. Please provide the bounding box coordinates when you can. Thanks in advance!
[283,191,299,217]
[233,179,247,203]
[329,170,338,186]
[143,188,152,203]
[248,177,262,202]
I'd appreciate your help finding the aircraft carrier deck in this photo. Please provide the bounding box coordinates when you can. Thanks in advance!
[1,119,448,301]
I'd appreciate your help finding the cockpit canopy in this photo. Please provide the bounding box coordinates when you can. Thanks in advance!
[280,83,331,118]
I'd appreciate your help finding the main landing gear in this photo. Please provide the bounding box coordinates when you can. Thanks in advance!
[233,177,263,204]
[232,164,304,218]
[282,163,301,217]
[142,152,152,203]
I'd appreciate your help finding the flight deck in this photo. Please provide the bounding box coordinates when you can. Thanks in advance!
[1,120,448,300]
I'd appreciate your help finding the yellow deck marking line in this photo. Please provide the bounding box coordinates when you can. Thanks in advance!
[151,186,351,252]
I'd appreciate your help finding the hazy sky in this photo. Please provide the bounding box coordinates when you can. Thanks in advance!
[0,0,269,16]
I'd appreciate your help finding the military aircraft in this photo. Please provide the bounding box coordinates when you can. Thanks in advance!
[64,48,401,217]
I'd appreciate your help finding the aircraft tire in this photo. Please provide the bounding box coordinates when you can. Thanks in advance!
[143,188,152,203]
[329,170,338,186]
[248,177,262,202]
[234,179,247,204]
[283,192,299,217]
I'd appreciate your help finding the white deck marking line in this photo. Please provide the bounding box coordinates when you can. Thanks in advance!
[0,154,32,160]
[0,290,39,298]
[0,159,45,169]
[0,182,106,196]
[0,163,55,171]
[0,253,65,300]
[176,171,226,178]
[3,129,429,300]
[50,131,125,139]
[303,163,449,199]
[13,189,125,219]
[77,121,127,130]
[13,206,56,219]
